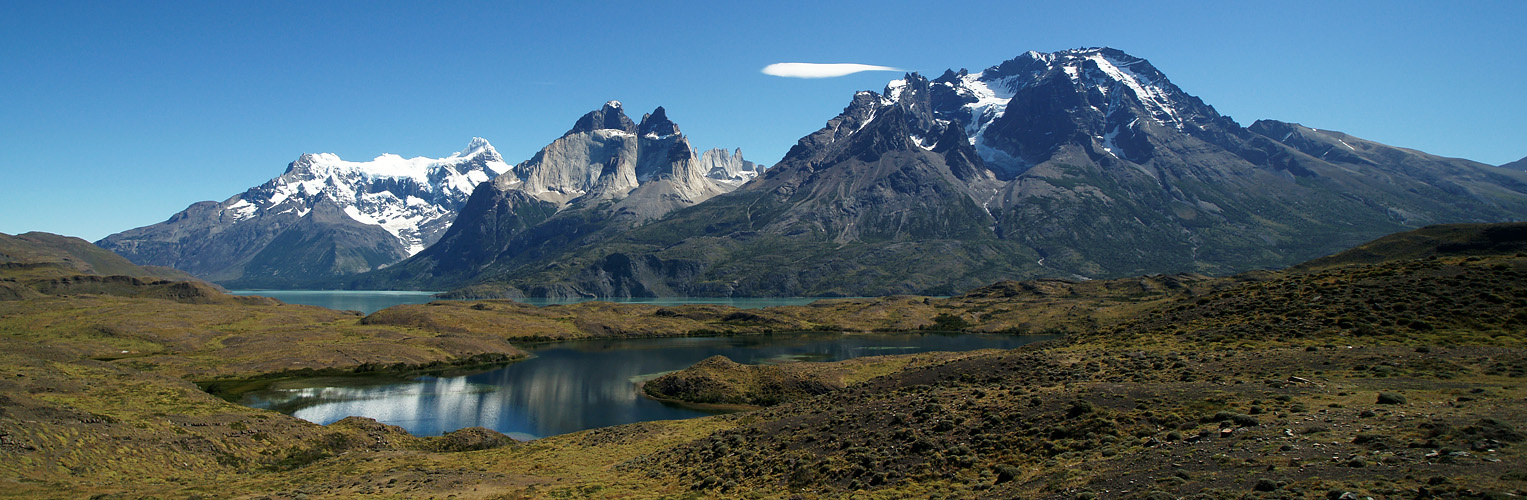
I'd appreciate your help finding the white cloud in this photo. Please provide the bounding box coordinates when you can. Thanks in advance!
[761,62,902,79]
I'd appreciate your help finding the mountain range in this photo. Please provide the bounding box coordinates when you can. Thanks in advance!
[97,47,1527,296]
[411,47,1527,297]
[344,101,761,291]
[96,104,759,289]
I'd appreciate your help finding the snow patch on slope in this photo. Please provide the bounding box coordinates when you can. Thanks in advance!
[960,74,1014,140]
[1074,51,1182,128]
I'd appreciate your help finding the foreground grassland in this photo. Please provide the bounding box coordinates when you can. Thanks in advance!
[1,243,1525,498]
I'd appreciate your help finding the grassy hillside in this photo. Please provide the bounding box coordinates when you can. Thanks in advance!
[631,253,1527,498]
[0,223,1522,498]
[1290,221,1527,272]
[0,231,202,282]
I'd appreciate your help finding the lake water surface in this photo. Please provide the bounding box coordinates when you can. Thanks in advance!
[238,333,1051,440]
[229,290,840,314]
[229,290,440,313]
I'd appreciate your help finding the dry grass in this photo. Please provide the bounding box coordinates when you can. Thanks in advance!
[0,254,1522,498]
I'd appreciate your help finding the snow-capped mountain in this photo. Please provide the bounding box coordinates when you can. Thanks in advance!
[345,101,760,292]
[881,47,1228,177]
[478,101,748,221]
[234,138,509,255]
[97,139,510,286]
[433,47,1527,298]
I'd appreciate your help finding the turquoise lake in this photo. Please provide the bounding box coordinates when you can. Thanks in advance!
[229,290,839,314]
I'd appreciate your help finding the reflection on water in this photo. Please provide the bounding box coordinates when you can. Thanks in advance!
[241,333,1051,439]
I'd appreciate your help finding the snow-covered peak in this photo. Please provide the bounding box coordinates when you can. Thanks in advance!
[282,145,507,184]
[236,139,510,255]
[455,137,499,160]
[1043,48,1184,128]
[605,100,623,109]
[869,48,1204,176]
[947,48,1184,126]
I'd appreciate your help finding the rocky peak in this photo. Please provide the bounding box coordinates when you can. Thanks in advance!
[566,101,638,136]
[456,137,502,162]
[638,106,681,138]
[883,73,949,138]
[698,148,762,184]
[284,152,329,175]
[793,90,889,154]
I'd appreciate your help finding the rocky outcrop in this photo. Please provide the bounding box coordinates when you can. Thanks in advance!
[641,355,838,407]
[698,148,762,186]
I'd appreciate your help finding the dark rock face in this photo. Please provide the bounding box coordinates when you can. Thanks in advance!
[567,101,638,136]
[439,48,1527,298]
[638,106,680,137]
[230,199,408,288]
[100,196,413,289]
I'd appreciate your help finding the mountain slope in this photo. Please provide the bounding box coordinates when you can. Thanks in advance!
[443,47,1527,297]
[345,102,759,292]
[1289,221,1527,272]
[0,231,220,300]
[1501,156,1527,171]
[0,231,198,281]
[946,49,1527,277]
[96,139,511,286]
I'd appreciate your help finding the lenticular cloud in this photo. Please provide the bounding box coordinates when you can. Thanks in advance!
[761,62,902,79]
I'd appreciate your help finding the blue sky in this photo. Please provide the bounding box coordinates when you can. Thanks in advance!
[2,0,1523,241]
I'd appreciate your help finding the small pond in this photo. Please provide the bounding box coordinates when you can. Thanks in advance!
[236,333,1051,440]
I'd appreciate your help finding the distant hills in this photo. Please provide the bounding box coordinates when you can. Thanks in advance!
[1,231,197,281]
[1289,221,1527,272]
[0,231,262,304]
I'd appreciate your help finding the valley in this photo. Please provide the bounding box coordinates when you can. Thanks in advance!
[0,223,1523,498]
[4,34,1526,499]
